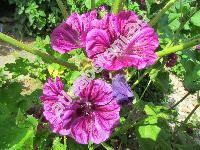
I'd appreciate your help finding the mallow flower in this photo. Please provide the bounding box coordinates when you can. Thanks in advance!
[51,10,97,54]
[86,11,159,70]
[40,77,120,144]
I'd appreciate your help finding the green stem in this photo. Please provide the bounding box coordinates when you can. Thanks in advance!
[173,8,197,44]
[131,37,200,88]
[139,80,151,100]
[91,0,95,9]
[56,0,67,19]
[0,32,78,70]
[149,0,179,26]
[156,37,200,57]
[184,104,199,123]
[111,0,125,14]
[131,68,151,88]
[101,142,114,150]
[64,136,67,148]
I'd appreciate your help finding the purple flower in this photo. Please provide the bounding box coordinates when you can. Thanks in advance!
[40,77,120,144]
[165,53,177,68]
[112,74,134,105]
[86,11,159,70]
[196,44,200,52]
[141,0,145,4]
[40,77,73,135]
[51,10,97,54]
[102,70,110,80]
[99,5,107,12]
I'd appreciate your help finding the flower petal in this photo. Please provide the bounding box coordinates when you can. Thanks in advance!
[116,11,139,36]
[70,116,91,144]
[71,115,111,144]
[86,29,110,58]
[51,22,81,54]
[40,77,77,135]
[88,11,159,70]
[72,75,92,97]
[51,10,97,54]
[112,74,134,100]
[95,99,120,131]
[79,79,115,105]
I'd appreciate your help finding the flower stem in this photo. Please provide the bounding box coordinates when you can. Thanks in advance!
[64,136,67,148]
[91,0,95,9]
[131,37,200,88]
[149,0,179,26]
[0,32,78,70]
[156,37,200,57]
[184,104,199,123]
[101,142,113,150]
[139,80,152,100]
[131,68,151,88]
[170,92,190,109]
[56,0,67,19]
[111,0,125,14]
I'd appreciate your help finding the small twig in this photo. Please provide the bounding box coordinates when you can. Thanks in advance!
[131,68,151,88]
[184,104,199,123]
[170,92,190,109]
[184,91,200,123]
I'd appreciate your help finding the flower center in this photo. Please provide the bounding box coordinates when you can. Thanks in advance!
[76,101,95,116]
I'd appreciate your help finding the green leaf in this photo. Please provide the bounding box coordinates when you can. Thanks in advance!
[84,0,113,9]
[52,137,66,150]
[181,59,200,93]
[136,104,172,150]
[84,0,93,9]
[0,82,41,113]
[144,105,169,119]
[5,57,48,81]
[0,115,38,150]
[145,0,154,14]
[64,71,81,85]
[66,138,88,150]
[191,10,200,27]
[149,62,162,82]
[138,125,161,141]
[88,141,94,150]
[150,68,170,93]
[169,18,180,32]
[101,142,114,150]
[155,71,170,93]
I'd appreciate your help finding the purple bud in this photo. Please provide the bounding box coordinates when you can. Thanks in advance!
[102,71,110,80]
[99,5,106,12]
[166,53,178,68]
[141,0,145,4]
[196,44,200,52]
